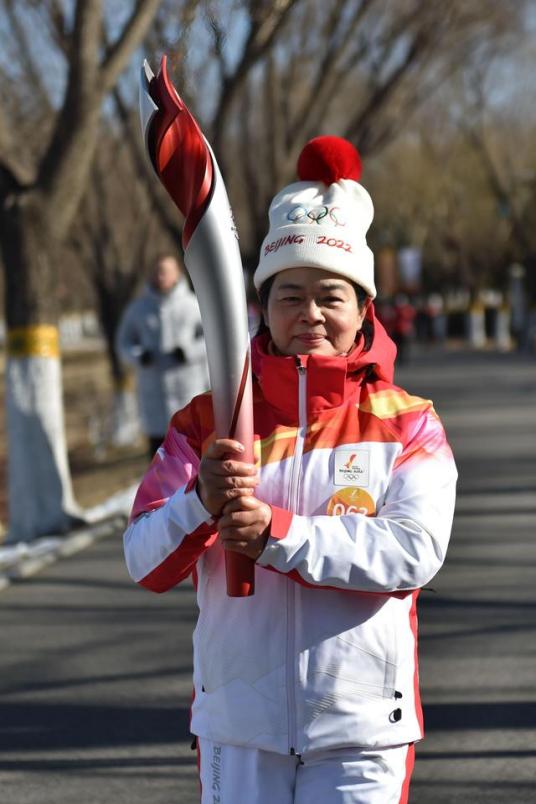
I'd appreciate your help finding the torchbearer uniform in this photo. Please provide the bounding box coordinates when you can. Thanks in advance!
[123,137,457,802]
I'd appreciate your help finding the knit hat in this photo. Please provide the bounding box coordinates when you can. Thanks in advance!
[254,136,376,298]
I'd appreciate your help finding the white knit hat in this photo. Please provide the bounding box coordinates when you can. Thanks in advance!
[254,136,376,299]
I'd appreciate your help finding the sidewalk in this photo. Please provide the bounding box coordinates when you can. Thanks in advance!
[0,485,138,592]
[1,349,535,803]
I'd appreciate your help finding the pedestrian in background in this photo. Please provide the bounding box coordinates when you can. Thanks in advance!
[116,253,209,456]
[123,138,457,802]
[392,293,416,364]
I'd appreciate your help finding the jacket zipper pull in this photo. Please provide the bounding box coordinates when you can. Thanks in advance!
[290,747,304,764]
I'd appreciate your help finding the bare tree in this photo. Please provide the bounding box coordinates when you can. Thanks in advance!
[0,0,162,542]
[233,0,526,258]
[461,61,536,302]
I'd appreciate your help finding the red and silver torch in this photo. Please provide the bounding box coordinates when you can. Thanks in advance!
[140,57,255,597]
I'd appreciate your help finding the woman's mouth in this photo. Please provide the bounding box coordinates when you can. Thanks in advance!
[296,333,325,343]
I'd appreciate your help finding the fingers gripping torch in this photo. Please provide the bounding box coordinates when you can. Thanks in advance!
[140,57,255,597]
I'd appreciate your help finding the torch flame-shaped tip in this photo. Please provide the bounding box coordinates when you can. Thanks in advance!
[142,56,214,248]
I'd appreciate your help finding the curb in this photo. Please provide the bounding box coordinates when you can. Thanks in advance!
[0,514,127,592]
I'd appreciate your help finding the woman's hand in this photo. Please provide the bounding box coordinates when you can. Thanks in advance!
[218,495,272,561]
[197,439,259,517]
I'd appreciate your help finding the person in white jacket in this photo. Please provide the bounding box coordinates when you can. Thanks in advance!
[123,138,457,802]
[116,253,209,455]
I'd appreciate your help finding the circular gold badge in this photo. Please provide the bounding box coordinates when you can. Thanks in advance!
[327,487,376,517]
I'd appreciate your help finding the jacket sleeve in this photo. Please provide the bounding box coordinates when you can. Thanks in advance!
[123,418,216,593]
[256,408,457,593]
[115,302,144,367]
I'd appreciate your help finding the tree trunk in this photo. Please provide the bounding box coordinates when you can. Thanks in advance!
[110,374,142,448]
[1,193,83,542]
[102,308,142,450]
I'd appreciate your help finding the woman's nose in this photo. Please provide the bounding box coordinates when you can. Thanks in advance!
[300,299,324,322]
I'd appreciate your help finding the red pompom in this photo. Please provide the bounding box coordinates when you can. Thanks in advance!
[297,136,362,184]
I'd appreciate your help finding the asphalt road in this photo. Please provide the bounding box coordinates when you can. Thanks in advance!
[1,348,535,803]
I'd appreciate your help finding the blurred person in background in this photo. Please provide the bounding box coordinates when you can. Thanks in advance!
[116,253,209,456]
[426,293,447,345]
[392,294,416,364]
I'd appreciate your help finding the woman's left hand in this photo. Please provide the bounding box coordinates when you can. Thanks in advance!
[218,496,272,561]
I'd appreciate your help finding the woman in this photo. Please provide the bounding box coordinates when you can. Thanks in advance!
[123,137,457,803]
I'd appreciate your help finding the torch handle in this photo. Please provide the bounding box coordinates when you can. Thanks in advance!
[225,553,255,597]
[224,384,255,597]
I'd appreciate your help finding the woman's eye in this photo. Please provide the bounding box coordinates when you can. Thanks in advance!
[323,296,343,304]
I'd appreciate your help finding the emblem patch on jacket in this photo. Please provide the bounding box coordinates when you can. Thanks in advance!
[327,487,376,516]
[334,449,370,487]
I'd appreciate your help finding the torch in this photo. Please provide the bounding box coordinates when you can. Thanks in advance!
[140,57,255,597]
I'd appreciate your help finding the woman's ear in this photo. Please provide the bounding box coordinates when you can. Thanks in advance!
[358,297,372,327]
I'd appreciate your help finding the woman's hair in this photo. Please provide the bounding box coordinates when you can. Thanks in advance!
[255,274,373,349]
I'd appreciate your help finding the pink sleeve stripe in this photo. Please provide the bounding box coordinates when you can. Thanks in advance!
[130,430,200,522]
[269,505,294,539]
[393,413,453,471]
[139,520,217,593]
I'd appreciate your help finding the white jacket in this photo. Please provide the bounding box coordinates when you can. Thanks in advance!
[123,321,457,755]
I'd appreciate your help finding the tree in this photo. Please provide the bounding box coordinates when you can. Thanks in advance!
[461,62,536,302]
[145,0,526,264]
[0,0,162,542]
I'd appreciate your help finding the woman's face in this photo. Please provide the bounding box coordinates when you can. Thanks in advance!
[264,267,368,357]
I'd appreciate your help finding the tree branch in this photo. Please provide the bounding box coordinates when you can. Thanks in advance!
[4,0,53,113]
[44,0,70,55]
[211,0,299,160]
[287,0,374,145]
[345,27,433,152]
[204,5,228,85]
[0,106,34,191]
[36,0,161,240]
[38,1,103,197]
[100,0,163,94]
[463,119,533,255]
[239,80,269,258]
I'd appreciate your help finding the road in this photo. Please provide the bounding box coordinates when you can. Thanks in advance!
[1,348,535,803]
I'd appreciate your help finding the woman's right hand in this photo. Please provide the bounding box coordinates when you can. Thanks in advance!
[197,439,259,517]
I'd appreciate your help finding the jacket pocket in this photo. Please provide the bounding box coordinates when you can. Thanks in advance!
[334,630,398,699]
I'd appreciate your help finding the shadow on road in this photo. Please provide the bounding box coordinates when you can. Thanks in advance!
[0,702,193,752]
[424,701,536,731]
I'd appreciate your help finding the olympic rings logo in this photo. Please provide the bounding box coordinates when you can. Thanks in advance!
[286,205,347,227]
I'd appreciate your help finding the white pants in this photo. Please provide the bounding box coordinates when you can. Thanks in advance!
[198,739,414,804]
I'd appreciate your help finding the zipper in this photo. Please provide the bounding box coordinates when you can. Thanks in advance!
[289,359,307,511]
[287,357,307,755]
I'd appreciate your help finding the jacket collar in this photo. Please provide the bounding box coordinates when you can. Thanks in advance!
[251,304,396,420]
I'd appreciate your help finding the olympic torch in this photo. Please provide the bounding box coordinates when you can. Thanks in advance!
[140,57,255,597]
